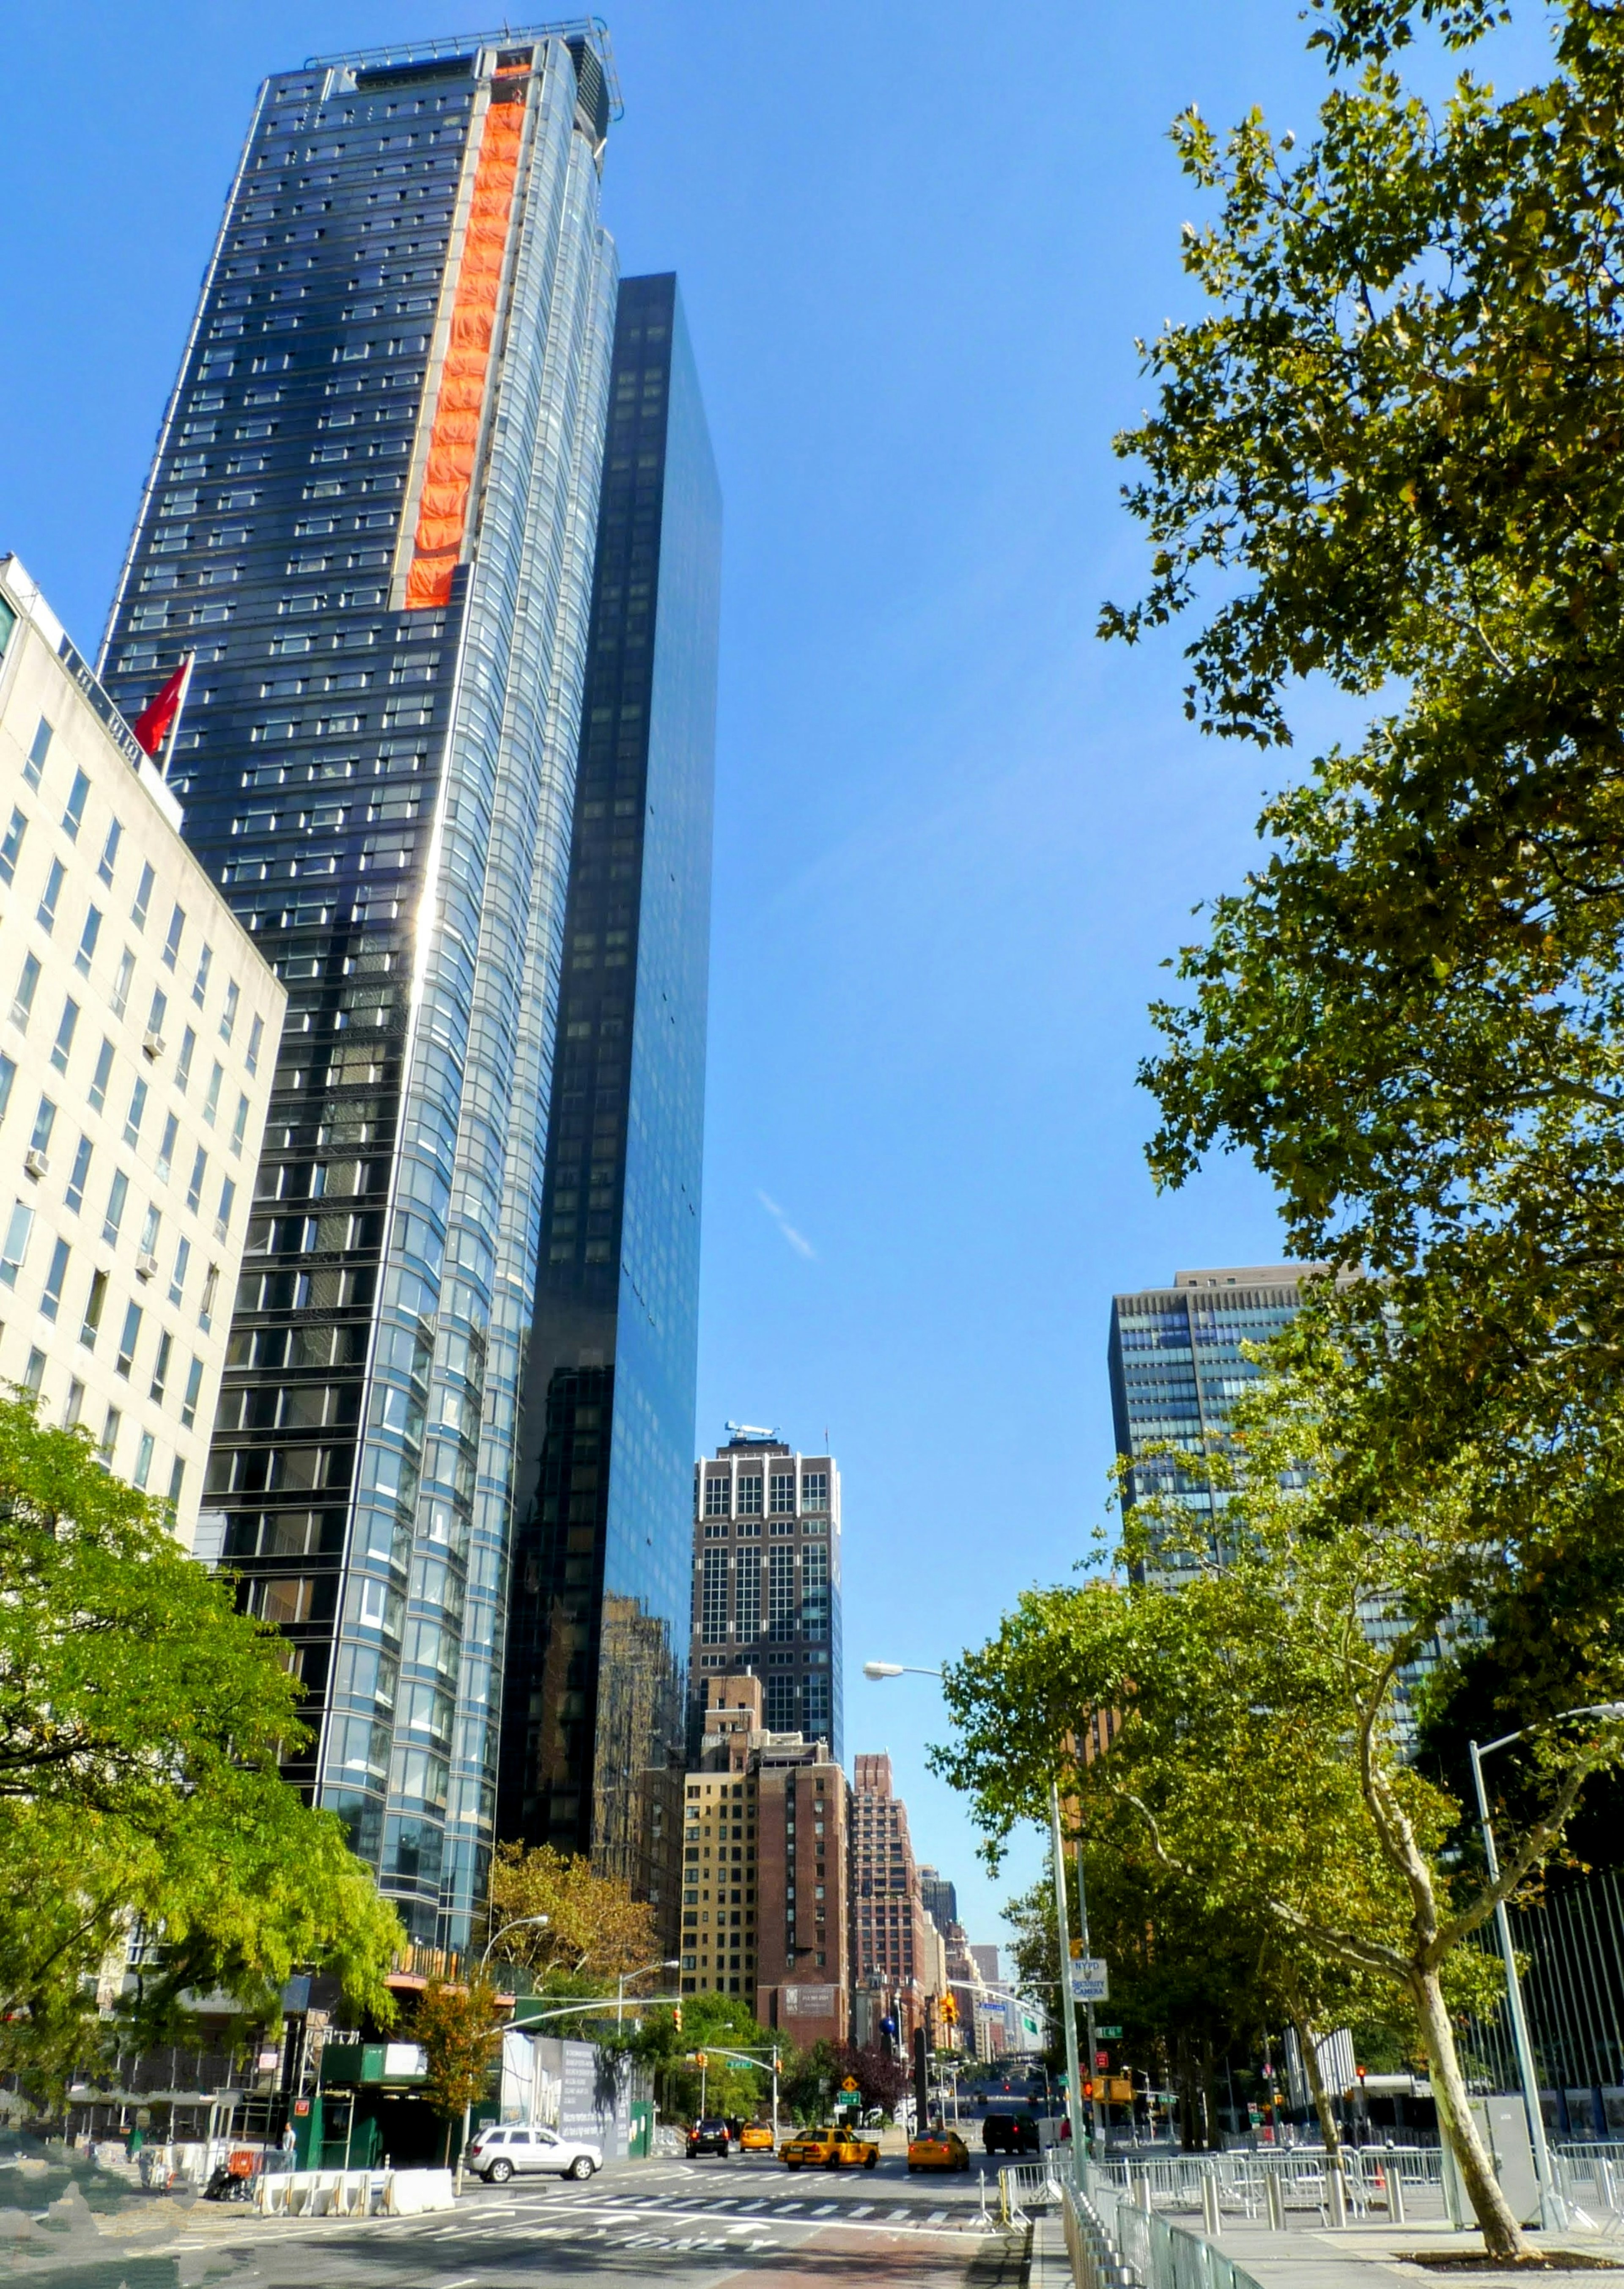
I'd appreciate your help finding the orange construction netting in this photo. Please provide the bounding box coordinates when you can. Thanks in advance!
[404,82,526,610]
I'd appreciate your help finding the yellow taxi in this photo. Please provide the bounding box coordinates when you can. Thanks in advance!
[908,2127,971,2173]
[780,2124,880,2171]
[738,2123,775,2154]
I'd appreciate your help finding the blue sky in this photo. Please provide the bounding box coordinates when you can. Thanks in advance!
[0,0,1555,1960]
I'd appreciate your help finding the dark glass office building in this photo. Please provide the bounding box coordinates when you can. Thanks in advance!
[496,274,720,1941]
[97,27,625,1943]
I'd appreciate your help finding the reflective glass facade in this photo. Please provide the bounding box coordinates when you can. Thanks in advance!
[497,275,720,1943]
[1107,1267,1311,1560]
[97,27,621,1943]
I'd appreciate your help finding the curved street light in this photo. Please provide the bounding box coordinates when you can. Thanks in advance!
[1469,1702,1624,2225]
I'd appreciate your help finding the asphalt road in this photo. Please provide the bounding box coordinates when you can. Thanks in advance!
[0,2146,1031,2289]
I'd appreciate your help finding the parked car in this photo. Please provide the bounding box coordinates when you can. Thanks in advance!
[687,2117,733,2158]
[780,2125,880,2171]
[466,2124,602,2183]
[908,2129,971,2174]
[981,2112,1040,2156]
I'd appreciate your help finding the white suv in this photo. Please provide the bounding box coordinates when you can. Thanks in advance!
[467,2124,604,2183]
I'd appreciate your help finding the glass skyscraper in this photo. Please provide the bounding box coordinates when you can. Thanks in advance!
[496,274,720,1943]
[97,27,628,1944]
[1107,1264,1316,1557]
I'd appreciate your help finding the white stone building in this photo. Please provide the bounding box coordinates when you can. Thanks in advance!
[0,556,284,1547]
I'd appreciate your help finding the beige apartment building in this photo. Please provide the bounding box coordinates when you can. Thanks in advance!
[0,557,284,1548]
[680,1673,850,2048]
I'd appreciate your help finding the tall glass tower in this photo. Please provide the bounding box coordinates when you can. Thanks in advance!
[497,275,720,1942]
[98,26,623,1944]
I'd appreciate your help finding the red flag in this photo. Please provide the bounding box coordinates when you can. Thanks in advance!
[130,659,191,759]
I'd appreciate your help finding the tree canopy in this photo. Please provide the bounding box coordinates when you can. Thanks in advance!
[0,1394,402,2106]
[486,1841,660,1983]
[933,1346,1619,2252]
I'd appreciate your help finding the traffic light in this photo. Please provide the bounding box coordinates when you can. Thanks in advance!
[939,1993,959,2026]
[1081,2079,1096,2102]
[672,2004,683,2033]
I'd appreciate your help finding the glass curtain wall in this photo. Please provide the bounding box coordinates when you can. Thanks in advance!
[98,29,620,1944]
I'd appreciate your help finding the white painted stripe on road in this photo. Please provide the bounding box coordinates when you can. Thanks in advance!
[851,2204,875,2216]
[812,2202,838,2216]
[928,2209,949,2223]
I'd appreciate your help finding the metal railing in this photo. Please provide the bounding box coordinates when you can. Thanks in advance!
[1067,2156,1268,2289]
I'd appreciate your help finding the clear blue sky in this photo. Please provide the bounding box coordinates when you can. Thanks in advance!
[0,0,1552,1962]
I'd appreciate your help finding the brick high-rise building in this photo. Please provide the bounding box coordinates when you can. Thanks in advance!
[679,1672,848,2049]
[849,1751,933,2043]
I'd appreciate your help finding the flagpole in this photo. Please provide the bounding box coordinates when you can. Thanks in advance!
[157,651,196,781]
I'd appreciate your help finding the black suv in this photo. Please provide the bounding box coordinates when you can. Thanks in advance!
[981,2112,1040,2155]
[687,2118,732,2158]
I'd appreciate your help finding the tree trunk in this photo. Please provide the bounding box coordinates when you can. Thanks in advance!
[1410,1965,1531,2259]
[1290,2012,1345,2185]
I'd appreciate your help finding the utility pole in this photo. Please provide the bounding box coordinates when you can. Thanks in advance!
[1049,1779,1084,2165]
[1073,1833,1104,2148]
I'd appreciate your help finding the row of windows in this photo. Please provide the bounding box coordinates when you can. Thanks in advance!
[700,1467,829,1518]
[11,1346,190,1506]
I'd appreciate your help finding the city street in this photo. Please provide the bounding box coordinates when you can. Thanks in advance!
[0,2149,1030,2289]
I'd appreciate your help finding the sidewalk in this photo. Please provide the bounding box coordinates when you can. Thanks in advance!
[1215,2220,1624,2287]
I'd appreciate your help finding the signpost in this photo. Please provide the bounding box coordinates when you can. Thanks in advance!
[1068,1958,1109,2002]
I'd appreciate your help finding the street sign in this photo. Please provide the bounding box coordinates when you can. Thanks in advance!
[1095,2050,1110,2069]
[1097,2025,1123,2039]
[1068,1957,1109,2001]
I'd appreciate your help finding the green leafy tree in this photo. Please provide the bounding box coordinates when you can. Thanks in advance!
[0,1395,402,2109]
[416,1976,504,2164]
[833,2041,909,2119]
[1099,0,1624,1594]
[933,1349,1616,2255]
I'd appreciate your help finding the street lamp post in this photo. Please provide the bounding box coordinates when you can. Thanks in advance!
[1467,1702,1624,2229]
[616,1958,681,2026]
[453,1913,551,2195]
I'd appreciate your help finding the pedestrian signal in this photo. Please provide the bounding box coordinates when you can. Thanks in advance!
[1081,2079,1096,2101]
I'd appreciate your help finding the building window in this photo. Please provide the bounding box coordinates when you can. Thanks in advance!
[79,1269,107,1349]
[735,1553,760,1641]
[25,717,51,789]
[51,999,78,1074]
[802,1543,829,1641]
[0,1201,33,1289]
[765,1674,796,1730]
[162,904,185,969]
[11,953,41,1030]
[61,770,91,842]
[0,808,27,885]
[769,1471,795,1515]
[703,1473,729,1517]
[737,1474,762,1516]
[801,1470,828,1512]
[134,1431,155,1489]
[36,861,65,935]
[40,1238,69,1322]
[768,1547,796,1642]
[65,1136,91,1214]
[701,1547,728,1646]
[88,1040,112,1113]
[132,861,154,930]
[98,819,122,888]
[104,1170,129,1245]
[112,949,134,1017]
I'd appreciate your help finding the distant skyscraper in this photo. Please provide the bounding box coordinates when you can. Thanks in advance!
[496,272,720,1935]
[690,1432,842,1764]
[1108,1265,1320,1556]
[917,1864,957,1932]
[850,1751,932,2043]
[98,27,625,1945]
